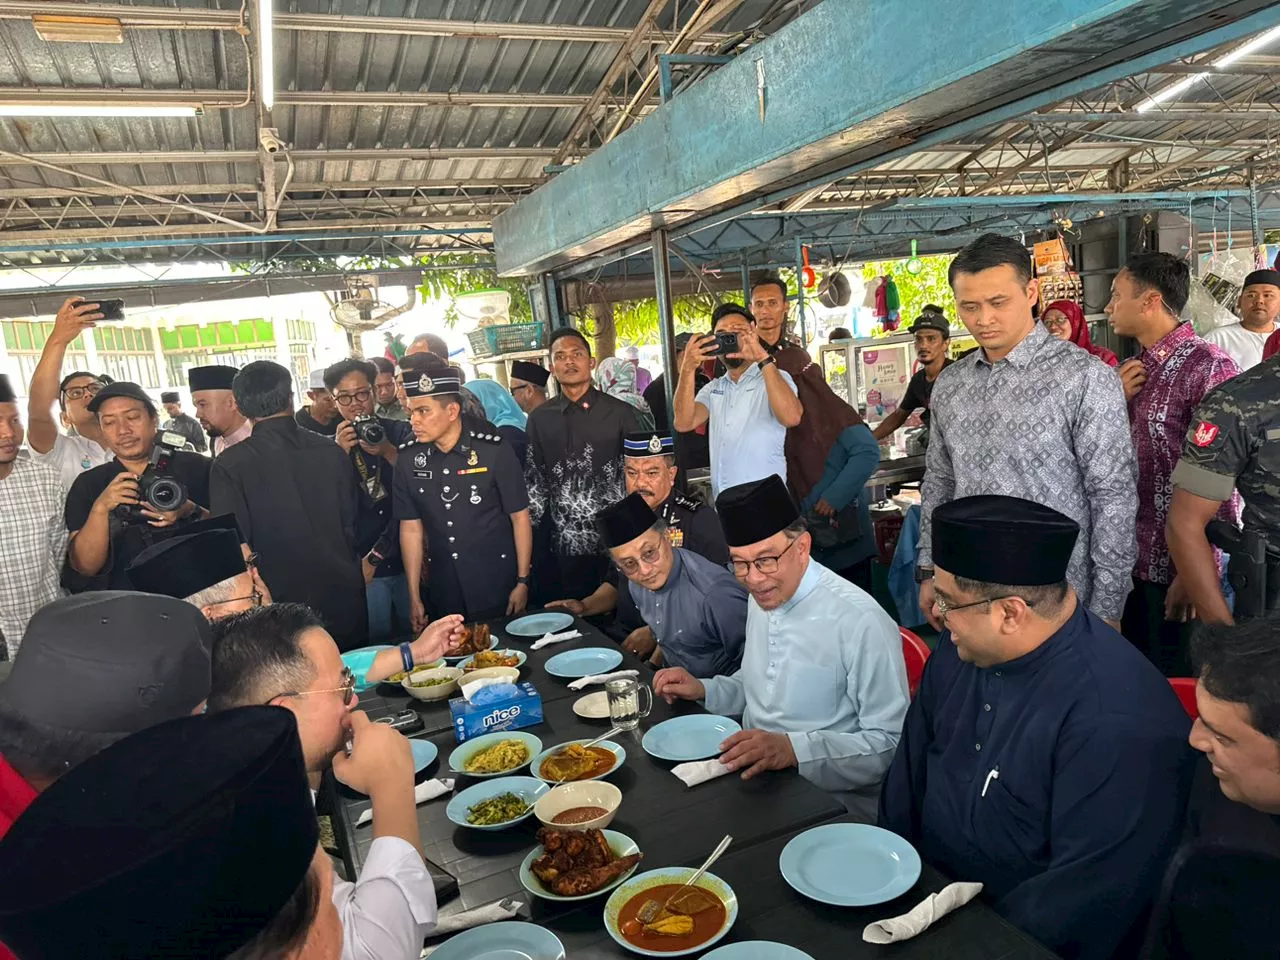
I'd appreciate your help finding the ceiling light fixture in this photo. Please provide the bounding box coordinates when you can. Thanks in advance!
[32,15,124,44]
[0,105,203,118]
[258,0,275,110]
[1138,23,1280,112]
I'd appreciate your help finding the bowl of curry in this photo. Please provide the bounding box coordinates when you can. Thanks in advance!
[531,739,626,784]
[603,867,738,956]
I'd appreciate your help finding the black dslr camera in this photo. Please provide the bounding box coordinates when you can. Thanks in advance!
[351,414,386,447]
[115,431,189,522]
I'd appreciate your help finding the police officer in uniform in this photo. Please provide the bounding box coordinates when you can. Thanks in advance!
[548,431,729,657]
[393,359,533,630]
[1167,352,1280,624]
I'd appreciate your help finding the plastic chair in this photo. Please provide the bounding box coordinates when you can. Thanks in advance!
[1168,678,1199,720]
[900,627,931,698]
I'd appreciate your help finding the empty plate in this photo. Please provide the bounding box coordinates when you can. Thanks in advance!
[543,647,623,679]
[641,714,741,762]
[410,739,438,773]
[506,612,575,637]
[779,823,921,906]
[427,921,565,960]
[572,691,610,720]
[702,944,816,960]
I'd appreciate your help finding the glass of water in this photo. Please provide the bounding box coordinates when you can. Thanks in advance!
[605,676,653,731]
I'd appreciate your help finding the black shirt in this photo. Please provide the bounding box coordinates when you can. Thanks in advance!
[161,413,207,453]
[211,416,367,649]
[63,451,212,592]
[349,418,415,579]
[295,406,340,437]
[899,358,953,427]
[644,372,710,470]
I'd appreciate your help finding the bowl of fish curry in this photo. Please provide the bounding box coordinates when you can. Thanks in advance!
[533,739,625,783]
[604,867,738,957]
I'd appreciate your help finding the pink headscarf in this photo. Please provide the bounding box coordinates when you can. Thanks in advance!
[1045,300,1118,368]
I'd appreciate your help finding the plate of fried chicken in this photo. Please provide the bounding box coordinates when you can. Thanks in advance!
[520,827,644,902]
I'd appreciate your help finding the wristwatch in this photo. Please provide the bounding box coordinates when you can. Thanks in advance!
[516,575,531,586]
[914,566,934,583]
[757,356,777,371]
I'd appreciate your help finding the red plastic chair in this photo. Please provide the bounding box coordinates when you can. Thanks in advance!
[1169,677,1199,720]
[901,627,931,699]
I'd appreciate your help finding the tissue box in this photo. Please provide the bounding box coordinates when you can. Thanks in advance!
[450,682,544,742]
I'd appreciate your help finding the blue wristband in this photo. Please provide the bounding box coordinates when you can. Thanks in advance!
[399,642,415,673]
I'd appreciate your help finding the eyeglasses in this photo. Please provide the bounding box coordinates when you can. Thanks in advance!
[62,382,104,401]
[334,389,372,407]
[730,534,801,577]
[615,542,665,576]
[933,594,1025,621]
[276,667,357,706]
[204,588,264,611]
[510,383,533,395]
[1041,316,1070,331]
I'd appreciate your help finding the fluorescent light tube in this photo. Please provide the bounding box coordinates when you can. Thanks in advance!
[0,104,202,118]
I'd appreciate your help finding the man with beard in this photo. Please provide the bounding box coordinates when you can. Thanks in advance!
[872,307,954,442]
[674,303,802,499]
[525,328,643,600]
[188,364,249,455]
[0,375,67,659]
[1204,269,1280,371]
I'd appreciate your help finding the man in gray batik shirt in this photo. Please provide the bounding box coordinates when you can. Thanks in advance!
[595,493,746,675]
[916,234,1137,630]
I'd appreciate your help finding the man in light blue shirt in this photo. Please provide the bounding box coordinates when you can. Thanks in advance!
[674,303,802,498]
[596,493,746,676]
[655,475,908,820]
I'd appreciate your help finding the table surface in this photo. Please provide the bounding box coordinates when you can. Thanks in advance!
[328,613,1058,960]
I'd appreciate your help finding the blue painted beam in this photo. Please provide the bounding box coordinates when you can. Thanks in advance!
[495,0,1280,276]
[0,227,492,255]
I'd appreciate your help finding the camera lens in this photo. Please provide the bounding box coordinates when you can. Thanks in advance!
[146,478,188,513]
[356,419,385,446]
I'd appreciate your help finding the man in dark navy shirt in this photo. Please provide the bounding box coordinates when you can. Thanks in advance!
[880,494,1194,960]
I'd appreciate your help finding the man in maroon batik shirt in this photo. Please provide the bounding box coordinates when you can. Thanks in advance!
[1106,253,1239,675]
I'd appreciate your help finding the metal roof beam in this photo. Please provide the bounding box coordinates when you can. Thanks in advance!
[0,224,492,254]
[0,148,557,167]
[0,87,607,109]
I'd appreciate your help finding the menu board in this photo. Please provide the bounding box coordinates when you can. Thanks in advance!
[858,342,913,426]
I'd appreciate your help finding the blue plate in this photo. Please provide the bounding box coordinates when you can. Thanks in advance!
[506,611,575,637]
[641,714,742,762]
[410,739,438,773]
[702,944,816,960]
[445,776,549,831]
[448,730,543,778]
[543,647,623,679]
[459,649,528,671]
[529,739,626,783]
[779,823,921,906]
[444,633,497,661]
[519,829,641,901]
[428,921,565,960]
[604,867,738,957]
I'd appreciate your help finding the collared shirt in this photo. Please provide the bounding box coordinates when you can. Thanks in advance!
[629,548,747,677]
[0,459,66,658]
[879,602,1195,960]
[1172,355,1280,538]
[212,416,252,457]
[921,323,1138,620]
[29,431,110,494]
[1203,320,1277,372]
[1129,323,1239,585]
[701,560,907,811]
[695,362,798,499]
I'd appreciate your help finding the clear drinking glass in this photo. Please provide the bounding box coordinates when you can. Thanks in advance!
[605,676,653,730]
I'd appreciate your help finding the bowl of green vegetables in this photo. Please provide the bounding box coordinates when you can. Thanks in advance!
[401,666,464,702]
[446,777,550,831]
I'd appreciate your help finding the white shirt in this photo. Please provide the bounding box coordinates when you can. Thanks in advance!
[695,363,798,498]
[29,431,110,496]
[0,459,67,657]
[1202,321,1276,372]
[701,559,908,816]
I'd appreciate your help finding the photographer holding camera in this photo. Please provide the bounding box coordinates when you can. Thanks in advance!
[324,359,416,642]
[63,381,211,591]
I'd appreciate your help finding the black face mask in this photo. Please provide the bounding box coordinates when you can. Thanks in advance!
[723,356,746,370]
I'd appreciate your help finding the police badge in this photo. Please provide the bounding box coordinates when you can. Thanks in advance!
[414,451,428,469]
[648,434,662,454]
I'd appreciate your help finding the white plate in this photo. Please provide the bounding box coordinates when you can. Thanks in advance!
[572,691,610,720]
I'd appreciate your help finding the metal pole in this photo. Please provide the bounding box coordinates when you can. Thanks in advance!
[1249,175,1264,259]
[740,261,750,303]
[652,227,685,490]
[794,237,808,347]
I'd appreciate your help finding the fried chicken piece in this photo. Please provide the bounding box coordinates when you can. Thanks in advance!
[547,853,642,897]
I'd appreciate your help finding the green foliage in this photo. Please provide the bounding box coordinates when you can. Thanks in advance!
[860,254,956,324]
[416,254,533,328]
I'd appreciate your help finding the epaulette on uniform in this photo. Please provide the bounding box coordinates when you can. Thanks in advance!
[468,429,502,444]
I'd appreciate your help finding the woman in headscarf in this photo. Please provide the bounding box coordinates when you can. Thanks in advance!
[466,378,529,465]
[1042,299,1119,367]
[596,356,655,430]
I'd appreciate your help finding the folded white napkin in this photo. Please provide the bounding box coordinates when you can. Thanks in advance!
[671,758,733,787]
[530,629,582,650]
[356,778,454,826]
[567,668,639,691]
[460,676,512,702]
[862,881,984,944]
[428,898,520,938]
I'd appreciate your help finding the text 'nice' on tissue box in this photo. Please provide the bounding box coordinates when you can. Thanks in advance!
[450,682,544,742]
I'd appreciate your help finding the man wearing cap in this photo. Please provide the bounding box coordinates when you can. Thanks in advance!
[1203,269,1280,371]
[872,306,954,443]
[0,706,343,960]
[597,493,746,675]
[159,389,208,453]
[879,495,1194,960]
[26,298,111,492]
[548,431,729,656]
[0,375,67,662]
[654,475,907,819]
[211,361,367,649]
[643,333,711,470]
[509,359,550,414]
[188,363,250,455]
[0,593,212,845]
[298,367,343,437]
[63,381,212,591]
[394,354,532,626]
